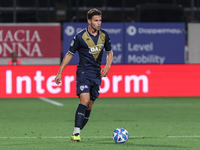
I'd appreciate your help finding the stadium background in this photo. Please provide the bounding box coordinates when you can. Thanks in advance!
[0,0,200,97]
[1,1,200,149]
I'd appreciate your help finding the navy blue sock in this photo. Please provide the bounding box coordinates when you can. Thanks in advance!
[75,103,87,128]
[81,109,91,130]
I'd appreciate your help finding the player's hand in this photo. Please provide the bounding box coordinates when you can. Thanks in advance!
[101,65,111,78]
[55,73,61,85]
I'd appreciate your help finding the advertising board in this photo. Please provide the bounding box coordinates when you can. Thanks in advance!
[125,23,185,64]
[1,65,200,98]
[0,23,61,65]
[63,23,185,64]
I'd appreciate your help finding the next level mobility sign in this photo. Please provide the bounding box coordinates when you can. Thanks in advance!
[125,23,185,64]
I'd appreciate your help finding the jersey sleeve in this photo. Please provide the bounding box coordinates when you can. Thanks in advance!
[104,33,112,53]
[68,35,80,55]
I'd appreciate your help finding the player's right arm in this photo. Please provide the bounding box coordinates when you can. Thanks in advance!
[55,33,80,85]
[55,52,73,85]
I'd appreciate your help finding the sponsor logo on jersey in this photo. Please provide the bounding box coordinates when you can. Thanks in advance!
[89,44,104,54]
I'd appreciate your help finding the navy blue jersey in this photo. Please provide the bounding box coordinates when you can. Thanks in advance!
[68,28,112,74]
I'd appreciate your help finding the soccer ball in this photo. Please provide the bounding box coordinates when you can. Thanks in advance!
[112,128,129,143]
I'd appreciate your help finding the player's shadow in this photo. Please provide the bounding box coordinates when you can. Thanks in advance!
[91,137,188,149]
[95,142,187,149]
[131,143,187,148]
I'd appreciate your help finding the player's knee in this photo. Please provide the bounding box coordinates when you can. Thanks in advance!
[80,100,89,106]
[79,93,90,105]
[87,101,94,109]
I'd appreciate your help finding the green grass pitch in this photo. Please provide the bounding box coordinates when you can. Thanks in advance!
[0,97,200,150]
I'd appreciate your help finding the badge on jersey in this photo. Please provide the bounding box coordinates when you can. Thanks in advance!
[70,40,74,46]
[80,85,89,91]
[80,85,84,91]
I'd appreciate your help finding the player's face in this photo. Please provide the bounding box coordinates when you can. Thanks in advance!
[89,15,102,31]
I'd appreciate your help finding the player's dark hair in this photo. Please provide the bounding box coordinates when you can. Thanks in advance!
[87,8,102,20]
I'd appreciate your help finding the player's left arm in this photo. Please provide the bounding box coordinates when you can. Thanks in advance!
[101,33,113,77]
[101,51,113,77]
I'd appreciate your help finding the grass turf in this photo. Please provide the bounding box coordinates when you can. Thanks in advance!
[0,97,200,150]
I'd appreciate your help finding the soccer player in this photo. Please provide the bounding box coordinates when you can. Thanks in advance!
[55,8,113,142]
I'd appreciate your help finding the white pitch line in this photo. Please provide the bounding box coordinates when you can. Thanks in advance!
[168,136,200,138]
[39,97,63,106]
[1,136,200,139]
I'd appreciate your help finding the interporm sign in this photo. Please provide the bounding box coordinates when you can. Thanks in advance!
[2,67,148,97]
[1,65,200,98]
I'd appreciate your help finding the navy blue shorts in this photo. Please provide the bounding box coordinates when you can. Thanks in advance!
[76,68,101,101]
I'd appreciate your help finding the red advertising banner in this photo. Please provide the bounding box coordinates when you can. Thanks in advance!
[0,24,61,58]
[0,65,200,98]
